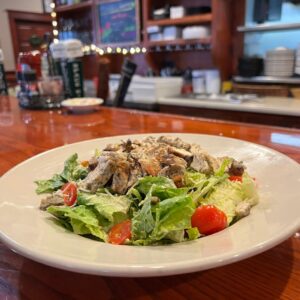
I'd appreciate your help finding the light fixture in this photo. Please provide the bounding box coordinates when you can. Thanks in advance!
[51,12,56,18]
[90,44,96,51]
[106,47,113,54]
[142,47,147,53]
[53,29,59,36]
[135,47,141,53]
[84,45,91,52]
[116,47,122,53]
[99,49,105,55]
[50,2,55,9]
[122,48,128,55]
[130,47,136,54]
[52,20,57,27]
[53,38,59,44]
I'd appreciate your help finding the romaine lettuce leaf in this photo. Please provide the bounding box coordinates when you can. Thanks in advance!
[202,174,258,224]
[35,174,65,194]
[77,191,131,225]
[133,176,176,196]
[35,153,88,194]
[150,195,195,241]
[47,205,107,241]
[131,187,155,240]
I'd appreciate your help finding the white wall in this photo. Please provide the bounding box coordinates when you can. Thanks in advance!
[0,0,43,71]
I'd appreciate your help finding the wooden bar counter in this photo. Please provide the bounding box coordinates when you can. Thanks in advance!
[0,96,300,299]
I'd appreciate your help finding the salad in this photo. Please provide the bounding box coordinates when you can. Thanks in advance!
[35,136,259,246]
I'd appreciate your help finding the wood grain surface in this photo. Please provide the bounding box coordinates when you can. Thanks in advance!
[0,96,299,300]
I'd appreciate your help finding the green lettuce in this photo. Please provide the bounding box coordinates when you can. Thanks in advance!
[77,191,131,225]
[47,205,107,241]
[132,176,176,196]
[202,173,258,224]
[150,195,195,241]
[131,186,155,240]
[35,153,88,194]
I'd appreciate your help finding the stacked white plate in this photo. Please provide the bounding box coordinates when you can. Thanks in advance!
[265,47,295,77]
[295,48,300,75]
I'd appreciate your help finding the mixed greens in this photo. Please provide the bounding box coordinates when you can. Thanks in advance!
[36,147,259,246]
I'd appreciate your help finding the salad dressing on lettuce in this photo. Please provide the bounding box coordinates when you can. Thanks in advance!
[35,136,259,245]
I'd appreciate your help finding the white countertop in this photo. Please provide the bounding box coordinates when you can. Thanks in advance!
[157,96,300,117]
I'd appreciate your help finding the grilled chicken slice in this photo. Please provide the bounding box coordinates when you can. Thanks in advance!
[40,190,64,211]
[189,144,221,174]
[80,153,119,192]
[111,158,131,194]
[138,157,162,176]
[157,136,191,151]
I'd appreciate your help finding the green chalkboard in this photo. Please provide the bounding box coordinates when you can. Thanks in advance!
[98,0,140,45]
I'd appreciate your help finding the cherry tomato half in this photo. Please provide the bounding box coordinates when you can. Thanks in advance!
[229,175,243,182]
[108,220,132,245]
[61,182,77,206]
[191,205,227,235]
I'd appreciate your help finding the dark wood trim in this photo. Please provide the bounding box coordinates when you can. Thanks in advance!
[7,10,52,66]
[158,104,300,129]
[231,0,246,76]
[5,71,17,87]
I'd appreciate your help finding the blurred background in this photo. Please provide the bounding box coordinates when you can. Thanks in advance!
[0,0,300,127]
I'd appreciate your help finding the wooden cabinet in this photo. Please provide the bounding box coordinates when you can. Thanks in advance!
[53,0,245,80]
[7,10,52,64]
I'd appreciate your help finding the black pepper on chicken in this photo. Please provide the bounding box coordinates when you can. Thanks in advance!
[79,136,245,195]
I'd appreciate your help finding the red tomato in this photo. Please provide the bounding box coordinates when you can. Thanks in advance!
[229,175,243,182]
[191,205,227,235]
[61,182,77,206]
[108,220,132,245]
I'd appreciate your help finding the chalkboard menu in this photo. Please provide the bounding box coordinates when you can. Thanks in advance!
[98,0,140,45]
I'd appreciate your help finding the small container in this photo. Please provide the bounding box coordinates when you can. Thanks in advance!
[17,70,40,108]
[205,69,221,94]
[163,26,182,40]
[192,70,206,94]
[170,6,185,19]
[182,26,210,40]
[17,51,41,78]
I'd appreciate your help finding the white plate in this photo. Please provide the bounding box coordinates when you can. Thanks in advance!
[0,133,299,277]
[61,98,103,112]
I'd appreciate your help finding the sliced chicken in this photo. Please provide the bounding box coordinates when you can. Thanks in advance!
[40,190,64,211]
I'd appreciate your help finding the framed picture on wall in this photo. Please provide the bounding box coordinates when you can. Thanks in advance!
[97,0,140,46]
[42,0,53,13]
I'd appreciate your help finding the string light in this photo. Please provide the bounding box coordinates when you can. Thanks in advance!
[130,47,136,55]
[50,2,59,42]
[90,44,96,51]
[99,49,104,55]
[106,47,112,54]
[116,47,122,53]
[135,47,141,53]
[84,45,91,52]
[142,47,147,53]
[122,48,128,55]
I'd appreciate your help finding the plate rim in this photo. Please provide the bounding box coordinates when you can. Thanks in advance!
[0,133,300,277]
